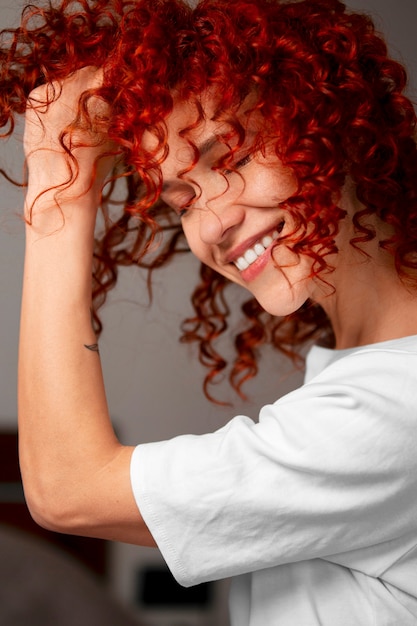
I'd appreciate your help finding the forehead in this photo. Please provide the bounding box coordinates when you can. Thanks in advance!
[142,90,264,161]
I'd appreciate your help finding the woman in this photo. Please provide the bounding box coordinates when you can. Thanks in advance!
[2,0,417,623]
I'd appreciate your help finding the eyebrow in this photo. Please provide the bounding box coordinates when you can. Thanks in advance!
[161,128,258,193]
[161,133,221,192]
[193,127,258,158]
[197,134,222,157]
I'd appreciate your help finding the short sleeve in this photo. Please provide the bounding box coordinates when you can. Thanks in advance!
[130,348,417,587]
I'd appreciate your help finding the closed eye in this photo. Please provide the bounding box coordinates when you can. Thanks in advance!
[178,200,194,218]
[222,153,253,176]
[160,186,196,217]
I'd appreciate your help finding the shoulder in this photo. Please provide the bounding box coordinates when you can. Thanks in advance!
[303,334,417,390]
[258,335,417,452]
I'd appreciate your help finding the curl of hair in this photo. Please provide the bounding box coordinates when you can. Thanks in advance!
[1,0,416,401]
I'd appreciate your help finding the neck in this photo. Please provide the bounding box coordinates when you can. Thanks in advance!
[315,241,417,351]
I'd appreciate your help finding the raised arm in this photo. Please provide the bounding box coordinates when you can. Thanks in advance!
[18,67,155,547]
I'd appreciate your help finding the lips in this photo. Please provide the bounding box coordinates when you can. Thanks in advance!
[233,223,284,271]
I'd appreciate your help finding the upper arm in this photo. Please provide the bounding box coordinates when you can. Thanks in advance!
[25,444,157,548]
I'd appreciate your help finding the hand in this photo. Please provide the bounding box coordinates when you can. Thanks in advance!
[24,66,115,225]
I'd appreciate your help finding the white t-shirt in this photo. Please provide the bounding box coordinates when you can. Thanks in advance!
[131,335,417,625]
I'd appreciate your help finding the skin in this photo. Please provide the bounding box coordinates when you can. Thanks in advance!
[19,68,155,545]
[158,98,323,317]
[18,68,417,545]
[158,97,417,348]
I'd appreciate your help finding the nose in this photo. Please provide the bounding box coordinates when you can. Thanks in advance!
[196,193,246,245]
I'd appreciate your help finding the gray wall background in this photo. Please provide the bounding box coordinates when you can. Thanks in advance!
[0,0,416,619]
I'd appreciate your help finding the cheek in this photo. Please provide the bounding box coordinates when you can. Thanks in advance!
[181,220,209,264]
[248,166,297,206]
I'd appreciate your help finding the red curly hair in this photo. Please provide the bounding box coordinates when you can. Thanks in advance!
[1,0,416,400]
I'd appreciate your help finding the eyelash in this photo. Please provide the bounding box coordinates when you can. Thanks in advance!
[177,197,196,218]
[175,153,253,218]
[223,153,253,175]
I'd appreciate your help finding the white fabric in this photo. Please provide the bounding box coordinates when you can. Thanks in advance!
[130,335,417,625]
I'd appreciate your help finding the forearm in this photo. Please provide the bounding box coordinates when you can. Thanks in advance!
[19,204,155,547]
[18,70,155,546]
[19,206,118,527]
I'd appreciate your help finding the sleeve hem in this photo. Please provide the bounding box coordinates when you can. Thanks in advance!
[130,443,196,588]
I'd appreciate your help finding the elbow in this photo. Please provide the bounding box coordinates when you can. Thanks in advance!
[25,497,64,534]
[22,480,85,535]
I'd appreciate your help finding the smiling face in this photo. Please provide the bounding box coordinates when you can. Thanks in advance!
[152,96,329,317]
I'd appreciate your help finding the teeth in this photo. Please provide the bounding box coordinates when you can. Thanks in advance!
[244,249,258,264]
[235,229,280,271]
[261,235,273,248]
[236,257,250,271]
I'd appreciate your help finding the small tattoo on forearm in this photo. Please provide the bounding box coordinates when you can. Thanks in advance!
[84,343,100,353]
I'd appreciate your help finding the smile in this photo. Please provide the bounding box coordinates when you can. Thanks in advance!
[234,226,282,271]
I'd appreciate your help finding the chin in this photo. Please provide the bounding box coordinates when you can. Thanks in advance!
[253,293,309,317]
[247,273,315,316]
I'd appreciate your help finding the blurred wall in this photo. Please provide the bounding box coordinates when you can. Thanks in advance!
[0,0,416,620]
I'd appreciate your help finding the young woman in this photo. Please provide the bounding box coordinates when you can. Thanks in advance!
[2,0,417,623]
